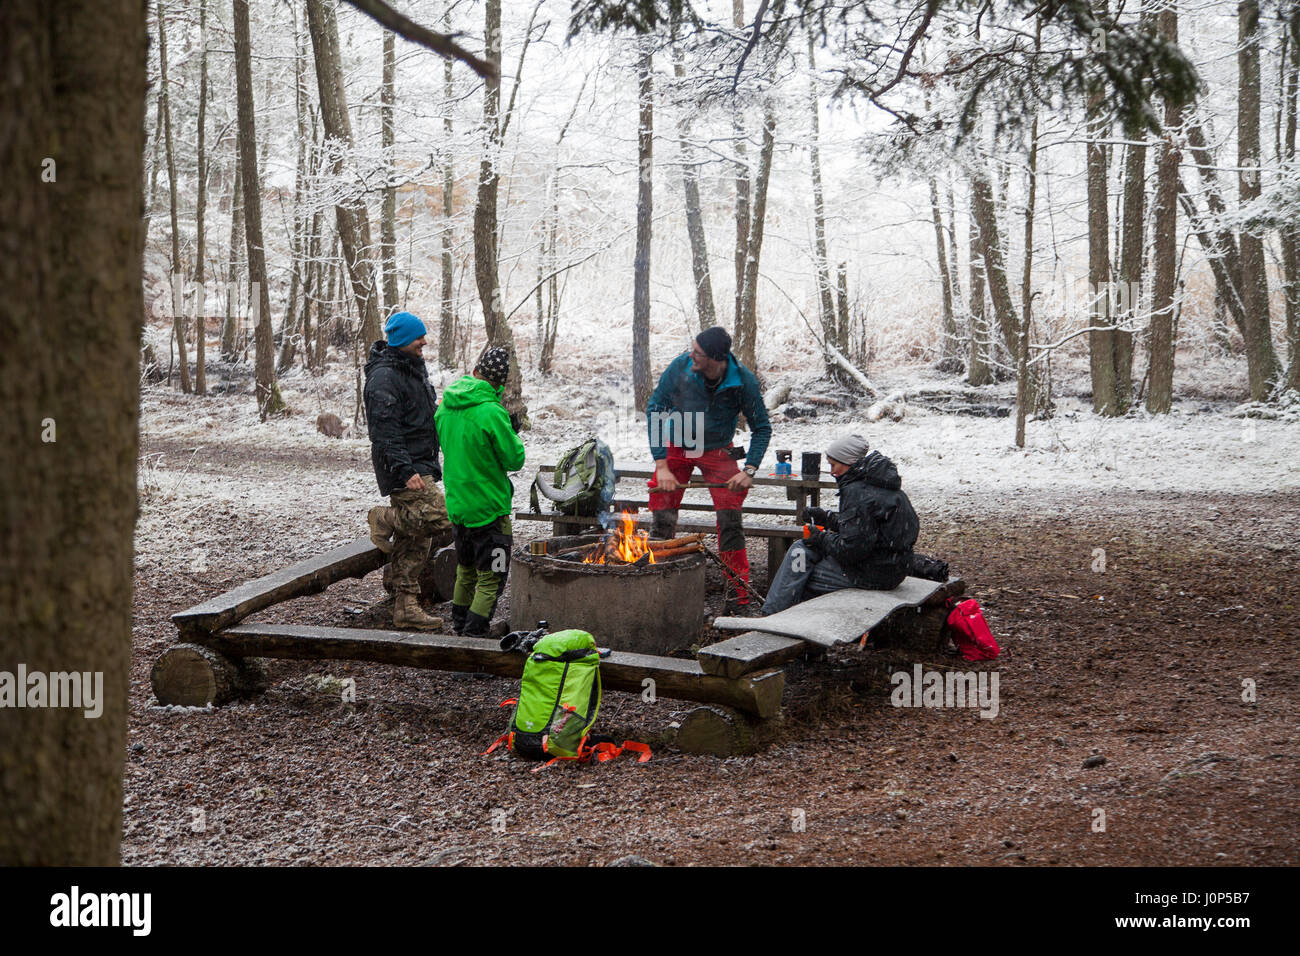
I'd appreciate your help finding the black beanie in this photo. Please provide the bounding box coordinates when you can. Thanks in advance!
[696,326,732,361]
[475,346,510,386]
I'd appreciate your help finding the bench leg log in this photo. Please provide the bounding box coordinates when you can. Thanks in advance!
[674,704,778,756]
[151,643,269,707]
[869,603,950,656]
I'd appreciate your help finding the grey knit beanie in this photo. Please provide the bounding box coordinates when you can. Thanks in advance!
[826,433,869,465]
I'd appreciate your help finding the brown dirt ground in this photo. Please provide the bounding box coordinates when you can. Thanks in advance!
[125,437,1300,865]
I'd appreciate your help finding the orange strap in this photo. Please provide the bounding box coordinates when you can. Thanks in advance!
[499,698,517,707]
[482,733,510,756]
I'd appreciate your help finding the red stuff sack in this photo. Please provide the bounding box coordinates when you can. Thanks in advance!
[945,598,1000,661]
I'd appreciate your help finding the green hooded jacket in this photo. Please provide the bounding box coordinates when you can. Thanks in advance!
[434,375,526,526]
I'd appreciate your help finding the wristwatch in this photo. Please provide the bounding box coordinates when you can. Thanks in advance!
[743,465,757,477]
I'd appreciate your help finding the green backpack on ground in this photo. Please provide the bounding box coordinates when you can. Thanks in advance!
[529,437,615,516]
[484,627,650,768]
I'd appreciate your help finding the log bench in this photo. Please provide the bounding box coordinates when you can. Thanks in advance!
[156,536,786,736]
[156,536,970,758]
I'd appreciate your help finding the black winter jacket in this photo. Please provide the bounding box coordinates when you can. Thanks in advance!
[820,451,919,589]
[363,341,441,495]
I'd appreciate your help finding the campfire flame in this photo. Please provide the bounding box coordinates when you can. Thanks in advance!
[584,512,656,565]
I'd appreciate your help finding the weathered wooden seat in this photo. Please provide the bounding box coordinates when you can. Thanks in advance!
[701,577,968,676]
[155,623,784,719]
[170,536,456,637]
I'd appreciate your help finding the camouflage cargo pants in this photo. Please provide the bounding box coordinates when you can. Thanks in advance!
[387,476,453,595]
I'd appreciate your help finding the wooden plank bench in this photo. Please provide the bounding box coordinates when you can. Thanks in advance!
[171,536,457,638]
[697,576,968,678]
[155,623,784,719]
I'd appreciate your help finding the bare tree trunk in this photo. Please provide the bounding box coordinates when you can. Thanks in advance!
[1239,0,1281,399]
[732,0,749,331]
[194,0,209,395]
[306,0,382,349]
[675,40,715,332]
[439,7,456,370]
[233,0,282,419]
[1086,27,1117,415]
[473,0,526,418]
[1,0,145,865]
[835,263,855,369]
[736,103,776,371]
[929,177,958,365]
[146,84,164,238]
[968,200,992,386]
[1117,112,1146,412]
[1148,6,1181,414]
[279,16,308,373]
[809,34,838,374]
[381,30,398,314]
[159,0,191,394]
[221,153,243,361]
[1016,116,1039,447]
[1285,2,1300,391]
[970,169,1022,366]
[633,43,654,411]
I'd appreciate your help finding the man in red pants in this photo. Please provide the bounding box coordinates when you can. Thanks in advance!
[646,326,771,609]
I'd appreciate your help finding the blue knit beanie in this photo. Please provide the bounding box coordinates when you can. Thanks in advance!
[385,311,427,348]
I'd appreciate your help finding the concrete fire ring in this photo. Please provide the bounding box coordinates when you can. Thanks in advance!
[509,547,707,656]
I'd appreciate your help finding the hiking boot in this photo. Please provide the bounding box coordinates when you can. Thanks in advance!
[368,506,396,554]
[461,610,492,638]
[451,604,469,635]
[393,593,443,631]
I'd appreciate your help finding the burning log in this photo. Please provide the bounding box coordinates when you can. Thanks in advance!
[647,533,706,551]
[651,542,703,560]
[583,511,656,565]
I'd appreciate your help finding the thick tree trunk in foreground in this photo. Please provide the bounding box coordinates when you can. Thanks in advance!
[0,0,144,865]
[233,0,282,419]
[633,44,654,412]
[1148,7,1181,414]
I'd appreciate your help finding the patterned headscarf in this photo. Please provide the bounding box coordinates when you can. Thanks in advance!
[475,346,510,387]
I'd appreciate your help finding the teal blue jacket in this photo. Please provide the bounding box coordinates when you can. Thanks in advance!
[646,352,770,469]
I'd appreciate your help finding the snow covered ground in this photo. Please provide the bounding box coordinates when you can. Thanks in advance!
[135,356,1300,583]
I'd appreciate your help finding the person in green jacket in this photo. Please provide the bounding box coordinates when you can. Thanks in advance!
[434,347,526,637]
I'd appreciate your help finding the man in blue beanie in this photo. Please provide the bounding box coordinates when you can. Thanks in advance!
[363,312,453,630]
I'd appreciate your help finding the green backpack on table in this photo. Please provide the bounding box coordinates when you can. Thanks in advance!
[483,628,650,768]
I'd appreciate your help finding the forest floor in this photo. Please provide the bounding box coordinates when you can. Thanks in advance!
[124,363,1300,865]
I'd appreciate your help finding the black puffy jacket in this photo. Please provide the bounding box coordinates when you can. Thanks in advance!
[820,451,919,589]
[363,341,441,496]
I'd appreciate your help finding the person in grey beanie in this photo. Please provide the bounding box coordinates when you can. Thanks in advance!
[763,434,920,614]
